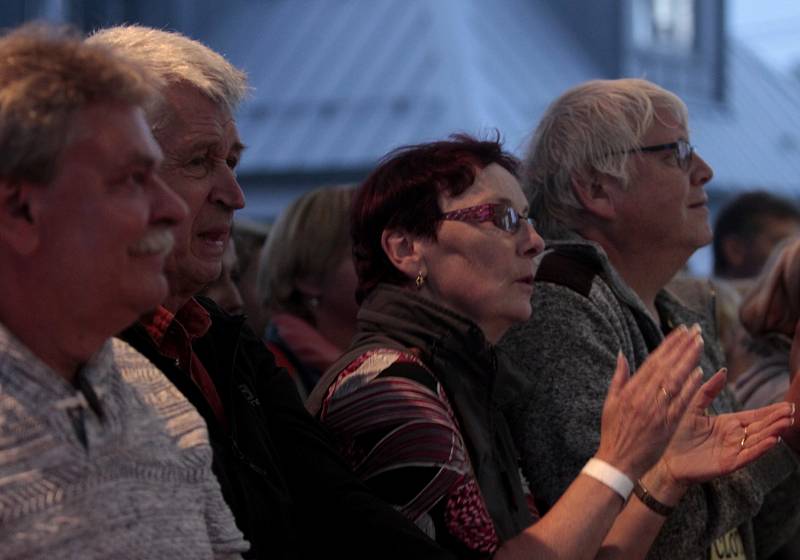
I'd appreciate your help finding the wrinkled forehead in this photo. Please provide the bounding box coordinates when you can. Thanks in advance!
[154,83,240,146]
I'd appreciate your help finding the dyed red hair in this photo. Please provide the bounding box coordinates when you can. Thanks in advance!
[352,133,519,302]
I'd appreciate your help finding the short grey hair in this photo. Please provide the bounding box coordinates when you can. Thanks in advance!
[524,78,688,238]
[0,23,161,185]
[88,25,248,124]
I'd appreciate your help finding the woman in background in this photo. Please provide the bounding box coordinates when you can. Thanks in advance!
[259,185,359,397]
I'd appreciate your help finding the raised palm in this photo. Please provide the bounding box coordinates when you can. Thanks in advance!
[661,370,793,484]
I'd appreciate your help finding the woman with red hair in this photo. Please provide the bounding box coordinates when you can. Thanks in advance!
[307,134,792,559]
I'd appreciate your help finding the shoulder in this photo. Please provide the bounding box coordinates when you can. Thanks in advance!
[503,251,620,357]
[111,338,210,448]
[529,247,624,322]
[535,249,603,298]
[320,348,448,418]
[328,348,437,397]
[111,338,183,401]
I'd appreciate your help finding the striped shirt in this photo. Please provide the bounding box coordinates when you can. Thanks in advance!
[320,348,537,557]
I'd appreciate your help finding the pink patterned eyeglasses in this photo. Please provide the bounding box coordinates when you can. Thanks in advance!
[439,203,535,234]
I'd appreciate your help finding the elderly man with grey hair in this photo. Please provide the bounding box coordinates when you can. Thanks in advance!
[88,26,452,560]
[499,78,800,560]
[0,24,248,558]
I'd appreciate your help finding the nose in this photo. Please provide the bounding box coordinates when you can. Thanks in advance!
[151,175,188,225]
[210,165,246,211]
[691,151,713,187]
[520,219,545,258]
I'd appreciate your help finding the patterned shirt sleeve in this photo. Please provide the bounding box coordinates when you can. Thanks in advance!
[320,349,502,555]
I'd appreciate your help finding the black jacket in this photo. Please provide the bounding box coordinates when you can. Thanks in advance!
[121,296,452,560]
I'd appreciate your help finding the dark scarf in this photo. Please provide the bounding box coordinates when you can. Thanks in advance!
[308,284,534,542]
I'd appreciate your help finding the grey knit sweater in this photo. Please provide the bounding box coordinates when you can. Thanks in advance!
[498,238,800,560]
[0,325,247,559]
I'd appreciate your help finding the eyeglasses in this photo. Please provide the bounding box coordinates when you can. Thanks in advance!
[439,202,534,234]
[628,138,695,172]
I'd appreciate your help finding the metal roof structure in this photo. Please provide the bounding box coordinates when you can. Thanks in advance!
[4,0,798,219]
[213,0,596,179]
[189,0,800,221]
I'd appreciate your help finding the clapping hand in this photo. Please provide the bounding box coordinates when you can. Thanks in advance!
[595,325,705,481]
[656,369,794,486]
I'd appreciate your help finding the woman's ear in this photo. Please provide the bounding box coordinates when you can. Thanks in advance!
[571,171,618,221]
[381,228,425,280]
[0,178,40,255]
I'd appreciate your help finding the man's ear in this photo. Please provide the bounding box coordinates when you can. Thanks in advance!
[571,172,618,221]
[381,228,425,280]
[0,178,40,255]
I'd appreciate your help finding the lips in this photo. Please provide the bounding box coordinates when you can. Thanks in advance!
[199,229,228,244]
[129,228,175,257]
[194,225,230,258]
[688,196,709,209]
[517,275,534,285]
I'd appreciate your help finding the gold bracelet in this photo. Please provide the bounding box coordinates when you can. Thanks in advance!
[634,479,674,516]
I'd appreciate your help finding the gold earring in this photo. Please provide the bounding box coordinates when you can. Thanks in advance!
[415,271,425,289]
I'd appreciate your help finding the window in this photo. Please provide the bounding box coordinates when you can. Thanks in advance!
[633,0,695,52]
[624,0,724,104]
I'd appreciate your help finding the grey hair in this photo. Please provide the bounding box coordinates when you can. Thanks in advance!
[0,23,161,185]
[87,25,248,124]
[523,78,688,238]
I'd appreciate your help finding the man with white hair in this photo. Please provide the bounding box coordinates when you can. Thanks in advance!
[0,24,248,558]
[89,25,453,559]
[500,78,800,560]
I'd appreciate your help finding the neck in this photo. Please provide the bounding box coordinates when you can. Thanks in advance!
[0,299,103,385]
[584,229,687,323]
[164,272,205,314]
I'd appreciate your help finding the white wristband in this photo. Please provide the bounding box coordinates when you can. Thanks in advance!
[580,458,634,502]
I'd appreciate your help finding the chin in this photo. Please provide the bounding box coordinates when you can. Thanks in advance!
[513,300,533,322]
[182,260,222,292]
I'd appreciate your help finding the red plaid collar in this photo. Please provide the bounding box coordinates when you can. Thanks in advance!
[143,298,211,347]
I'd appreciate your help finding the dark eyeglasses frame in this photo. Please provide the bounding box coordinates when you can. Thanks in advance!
[439,202,534,234]
[627,138,695,172]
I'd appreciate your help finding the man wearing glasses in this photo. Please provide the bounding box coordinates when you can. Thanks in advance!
[499,78,800,560]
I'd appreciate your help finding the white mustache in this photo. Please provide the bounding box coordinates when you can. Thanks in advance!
[129,228,175,257]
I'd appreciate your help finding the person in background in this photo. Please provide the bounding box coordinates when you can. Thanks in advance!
[201,236,245,315]
[712,192,800,383]
[307,134,792,559]
[713,190,800,282]
[734,236,800,409]
[90,25,454,560]
[0,23,247,558]
[232,217,270,334]
[733,235,800,560]
[499,78,800,560]
[259,185,359,397]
